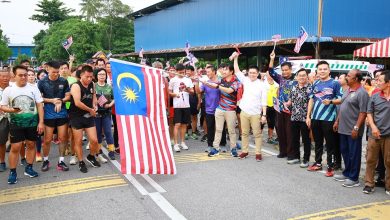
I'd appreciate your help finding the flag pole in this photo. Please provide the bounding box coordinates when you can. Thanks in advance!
[316,0,324,59]
[64,48,71,56]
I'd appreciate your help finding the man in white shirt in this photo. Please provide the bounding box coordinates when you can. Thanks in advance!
[168,63,194,152]
[232,52,267,161]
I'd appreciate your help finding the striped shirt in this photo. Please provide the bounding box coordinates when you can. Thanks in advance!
[217,75,240,111]
[310,78,342,121]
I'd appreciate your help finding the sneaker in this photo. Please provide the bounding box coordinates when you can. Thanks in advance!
[79,161,88,173]
[69,156,77,165]
[0,163,6,172]
[205,146,213,153]
[108,151,115,160]
[173,144,181,152]
[24,165,39,178]
[180,143,189,150]
[82,136,87,142]
[97,154,108,163]
[41,160,50,172]
[255,154,262,161]
[231,148,238,157]
[287,159,300,165]
[185,133,189,140]
[36,152,42,162]
[236,143,241,150]
[8,171,17,184]
[375,179,385,187]
[277,154,286,158]
[342,179,360,188]
[333,174,348,182]
[363,185,375,194]
[325,167,334,177]
[307,163,322,171]
[115,147,120,154]
[386,190,390,196]
[201,135,207,142]
[190,133,198,140]
[20,158,27,166]
[266,138,274,144]
[208,148,219,157]
[221,146,228,153]
[86,154,101,167]
[300,160,309,168]
[57,161,69,171]
[239,152,249,159]
[86,143,90,150]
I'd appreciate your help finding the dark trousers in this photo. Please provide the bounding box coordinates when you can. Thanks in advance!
[377,149,386,181]
[291,121,311,161]
[334,133,342,168]
[339,134,362,182]
[206,114,226,147]
[311,120,337,167]
[112,113,119,148]
[276,112,293,157]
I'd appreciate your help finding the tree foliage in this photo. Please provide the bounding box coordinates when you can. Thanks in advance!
[31,0,75,25]
[36,18,102,62]
[0,26,12,62]
[15,54,31,65]
[80,0,103,23]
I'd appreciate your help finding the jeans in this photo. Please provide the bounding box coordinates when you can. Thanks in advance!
[291,121,311,161]
[95,114,114,145]
[339,134,362,182]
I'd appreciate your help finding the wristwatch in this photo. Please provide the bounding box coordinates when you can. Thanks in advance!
[353,126,359,131]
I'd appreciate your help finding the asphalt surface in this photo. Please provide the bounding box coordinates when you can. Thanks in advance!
[0,129,388,220]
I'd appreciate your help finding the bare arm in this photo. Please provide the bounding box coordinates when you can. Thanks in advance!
[36,102,44,134]
[306,98,314,128]
[233,52,245,82]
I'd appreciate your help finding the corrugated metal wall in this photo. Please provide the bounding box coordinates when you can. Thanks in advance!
[322,0,389,38]
[134,0,389,51]
[135,0,318,51]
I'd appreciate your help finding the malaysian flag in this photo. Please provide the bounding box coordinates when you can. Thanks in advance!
[139,48,144,58]
[62,36,73,50]
[184,42,190,56]
[110,59,176,175]
[294,26,308,54]
[97,94,108,107]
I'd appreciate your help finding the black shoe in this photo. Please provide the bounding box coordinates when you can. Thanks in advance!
[200,135,207,142]
[79,161,88,173]
[277,154,287,158]
[108,151,116,160]
[86,154,101,167]
[57,161,69,171]
[41,160,50,172]
[375,179,385,187]
[363,185,375,194]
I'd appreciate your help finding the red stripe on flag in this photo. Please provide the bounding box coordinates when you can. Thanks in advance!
[385,38,389,57]
[141,117,153,174]
[133,116,145,174]
[126,116,137,174]
[117,115,127,174]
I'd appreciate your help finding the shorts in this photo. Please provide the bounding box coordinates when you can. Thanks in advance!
[0,118,10,145]
[44,118,69,128]
[173,108,191,124]
[266,106,276,129]
[69,116,95,130]
[190,105,199,116]
[10,126,37,144]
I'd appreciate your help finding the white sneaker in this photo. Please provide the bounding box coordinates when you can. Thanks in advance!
[173,144,181,152]
[69,156,77,165]
[97,154,108,163]
[86,142,90,150]
[180,143,189,150]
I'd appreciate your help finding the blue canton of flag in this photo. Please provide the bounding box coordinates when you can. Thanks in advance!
[111,60,147,116]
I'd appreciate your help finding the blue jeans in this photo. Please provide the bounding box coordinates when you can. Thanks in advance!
[95,114,114,145]
[340,134,362,182]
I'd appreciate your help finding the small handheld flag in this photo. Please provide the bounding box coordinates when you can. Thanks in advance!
[294,27,308,54]
[272,34,281,51]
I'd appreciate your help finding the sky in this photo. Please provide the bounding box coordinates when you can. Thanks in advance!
[0,0,162,44]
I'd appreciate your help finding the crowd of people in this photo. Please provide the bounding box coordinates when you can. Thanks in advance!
[0,50,389,197]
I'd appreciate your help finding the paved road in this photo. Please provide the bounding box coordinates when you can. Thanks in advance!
[0,131,389,220]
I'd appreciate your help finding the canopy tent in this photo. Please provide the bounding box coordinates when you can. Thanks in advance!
[354,37,390,58]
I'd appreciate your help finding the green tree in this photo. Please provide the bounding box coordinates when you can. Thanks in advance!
[30,0,75,25]
[98,16,134,54]
[36,18,102,62]
[15,54,31,65]
[80,0,103,23]
[0,26,12,62]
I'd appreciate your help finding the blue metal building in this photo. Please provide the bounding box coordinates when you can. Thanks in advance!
[7,43,36,65]
[124,0,389,61]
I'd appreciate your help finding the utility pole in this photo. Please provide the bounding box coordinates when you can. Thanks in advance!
[316,0,323,59]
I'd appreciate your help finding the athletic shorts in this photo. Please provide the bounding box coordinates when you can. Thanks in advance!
[44,118,69,128]
[0,118,10,145]
[69,116,95,130]
[266,106,276,129]
[189,95,199,115]
[173,108,191,124]
[10,126,37,144]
